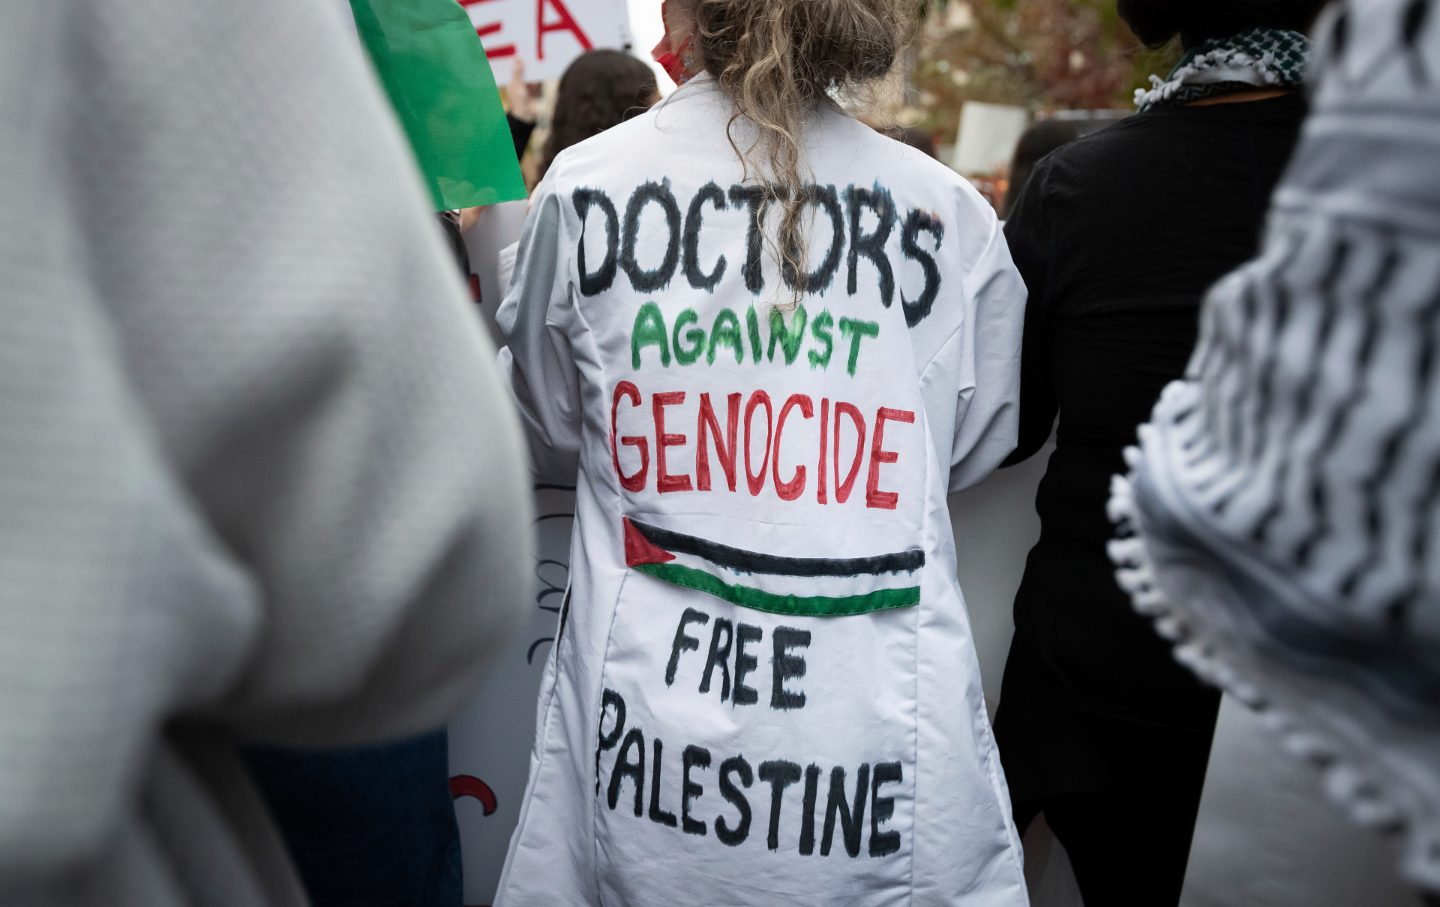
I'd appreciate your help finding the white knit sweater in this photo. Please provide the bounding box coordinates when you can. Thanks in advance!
[0,0,533,903]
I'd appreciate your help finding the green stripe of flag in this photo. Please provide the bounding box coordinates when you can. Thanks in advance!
[634,563,920,618]
[350,0,527,211]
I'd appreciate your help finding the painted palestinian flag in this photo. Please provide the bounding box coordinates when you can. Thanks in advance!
[623,518,923,618]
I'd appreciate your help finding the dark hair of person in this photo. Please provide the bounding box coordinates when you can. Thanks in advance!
[687,0,917,303]
[537,50,659,181]
[1002,119,1086,220]
[1117,0,1330,49]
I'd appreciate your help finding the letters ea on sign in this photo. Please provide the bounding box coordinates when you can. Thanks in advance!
[460,0,634,83]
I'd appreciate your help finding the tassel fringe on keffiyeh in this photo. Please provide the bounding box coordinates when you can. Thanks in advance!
[1136,27,1312,112]
[1112,0,1440,893]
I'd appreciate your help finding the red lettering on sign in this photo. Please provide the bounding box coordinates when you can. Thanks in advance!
[449,775,498,816]
[459,0,519,59]
[696,392,740,493]
[537,0,593,59]
[773,394,814,502]
[610,383,910,510]
[743,391,774,497]
[654,391,693,494]
[612,381,648,492]
[817,398,830,505]
[833,403,867,504]
[866,408,915,510]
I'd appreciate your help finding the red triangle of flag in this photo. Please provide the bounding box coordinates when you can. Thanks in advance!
[623,518,675,567]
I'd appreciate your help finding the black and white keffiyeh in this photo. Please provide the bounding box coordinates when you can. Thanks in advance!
[1136,27,1312,112]
[1112,0,1440,894]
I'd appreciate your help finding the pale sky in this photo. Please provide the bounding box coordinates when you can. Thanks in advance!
[626,0,670,89]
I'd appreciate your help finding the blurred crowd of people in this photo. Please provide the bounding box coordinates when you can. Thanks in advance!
[1,0,1435,905]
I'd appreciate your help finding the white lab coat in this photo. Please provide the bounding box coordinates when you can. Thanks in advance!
[496,76,1030,905]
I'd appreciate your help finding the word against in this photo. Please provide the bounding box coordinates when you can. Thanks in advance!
[630,302,879,377]
[597,687,904,859]
[460,0,631,82]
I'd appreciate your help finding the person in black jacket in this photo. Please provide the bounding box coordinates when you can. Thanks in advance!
[993,1,1328,903]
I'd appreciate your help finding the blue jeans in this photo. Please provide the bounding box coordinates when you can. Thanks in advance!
[244,730,463,907]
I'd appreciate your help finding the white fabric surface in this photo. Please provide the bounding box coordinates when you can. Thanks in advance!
[0,0,533,902]
[495,74,1030,904]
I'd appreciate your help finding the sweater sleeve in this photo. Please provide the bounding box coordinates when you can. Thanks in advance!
[1,0,537,885]
[920,213,1028,493]
[13,0,535,748]
[0,280,261,879]
[497,171,585,482]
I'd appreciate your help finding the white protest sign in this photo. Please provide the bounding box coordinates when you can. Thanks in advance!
[446,209,568,906]
[460,0,634,83]
[953,101,1029,176]
[448,484,574,906]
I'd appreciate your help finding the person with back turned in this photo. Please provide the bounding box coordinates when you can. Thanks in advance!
[994,1,1328,903]
[492,0,1031,902]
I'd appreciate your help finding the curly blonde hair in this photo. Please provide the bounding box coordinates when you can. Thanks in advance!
[675,0,915,305]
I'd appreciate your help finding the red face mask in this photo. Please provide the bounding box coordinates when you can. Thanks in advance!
[652,1,696,87]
